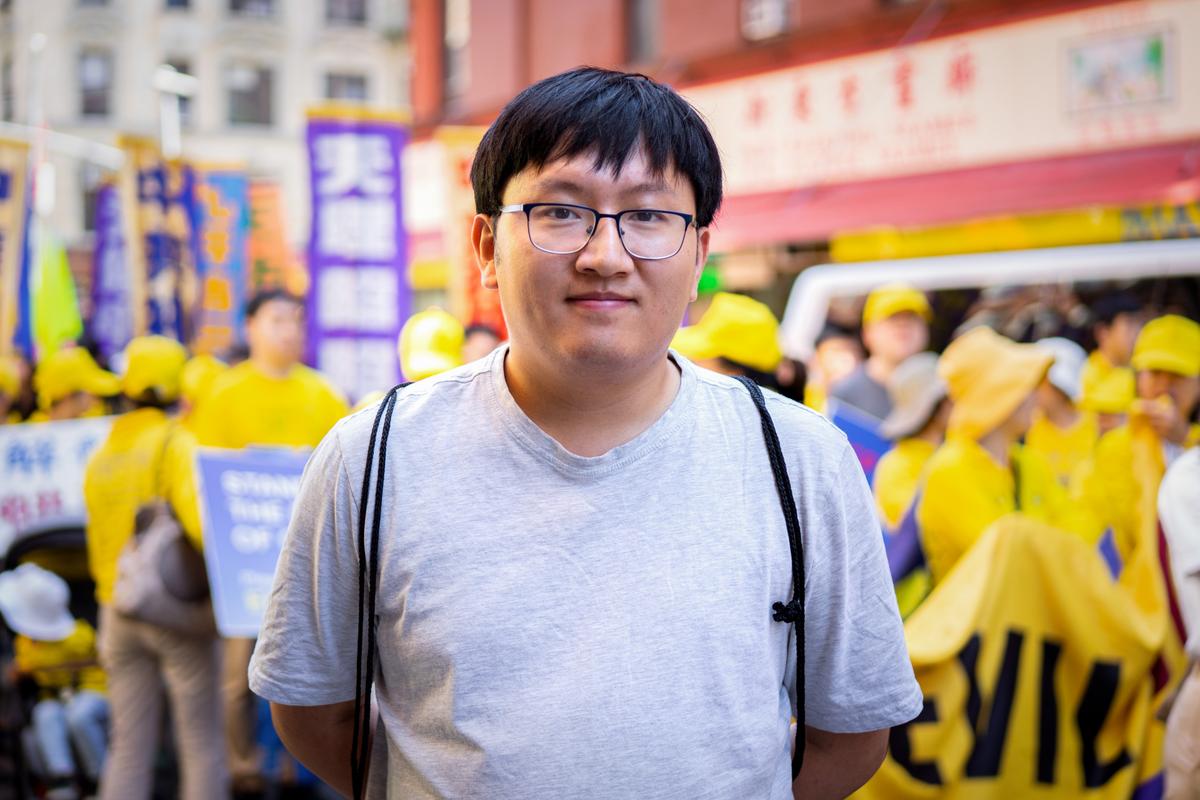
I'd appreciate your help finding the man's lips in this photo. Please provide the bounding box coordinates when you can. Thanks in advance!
[566,292,636,309]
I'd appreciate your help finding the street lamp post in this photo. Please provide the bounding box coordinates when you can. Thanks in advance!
[153,64,199,161]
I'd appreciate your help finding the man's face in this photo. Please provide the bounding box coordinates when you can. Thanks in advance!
[473,147,709,378]
[1097,312,1144,366]
[463,330,502,363]
[246,298,305,369]
[1138,369,1200,419]
[863,311,929,365]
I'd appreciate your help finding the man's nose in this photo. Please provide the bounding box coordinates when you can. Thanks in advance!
[574,216,633,277]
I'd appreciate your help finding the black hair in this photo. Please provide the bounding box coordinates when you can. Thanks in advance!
[245,288,304,320]
[1091,292,1142,327]
[815,323,862,348]
[471,67,724,227]
[464,323,502,340]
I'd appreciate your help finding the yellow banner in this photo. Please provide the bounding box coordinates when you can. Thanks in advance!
[832,202,1200,262]
[0,138,29,356]
[857,515,1181,798]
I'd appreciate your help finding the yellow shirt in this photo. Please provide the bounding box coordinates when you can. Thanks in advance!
[83,408,204,604]
[873,438,936,530]
[917,437,1090,586]
[1025,410,1099,490]
[14,620,106,696]
[191,361,349,449]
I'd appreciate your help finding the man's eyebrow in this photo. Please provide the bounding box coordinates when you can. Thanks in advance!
[527,178,674,197]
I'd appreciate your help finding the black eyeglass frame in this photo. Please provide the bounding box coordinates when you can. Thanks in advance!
[498,202,696,261]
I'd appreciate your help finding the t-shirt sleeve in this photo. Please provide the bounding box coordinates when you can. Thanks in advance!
[248,425,363,706]
[1161,449,1200,576]
[801,442,923,733]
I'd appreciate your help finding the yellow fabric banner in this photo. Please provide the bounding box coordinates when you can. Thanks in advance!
[856,514,1183,798]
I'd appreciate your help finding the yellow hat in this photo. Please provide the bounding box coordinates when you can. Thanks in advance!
[863,283,932,326]
[121,336,188,402]
[34,347,120,409]
[1131,315,1200,377]
[180,354,228,406]
[938,327,1053,439]
[671,292,782,373]
[1079,364,1135,415]
[0,354,21,398]
[399,308,464,381]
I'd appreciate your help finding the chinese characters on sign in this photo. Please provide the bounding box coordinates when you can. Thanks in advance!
[306,110,409,400]
[89,183,133,363]
[193,170,250,356]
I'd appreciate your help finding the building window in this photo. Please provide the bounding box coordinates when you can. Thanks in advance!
[78,0,110,6]
[79,48,113,119]
[443,0,469,102]
[326,0,366,24]
[166,58,194,127]
[166,0,191,8]
[226,62,273,126]
[229,0,274,17]
[1,58,12,122]
[81,163,105,233]
[325,72,368,102]
[741,0,788,41]
[625,0,658,63]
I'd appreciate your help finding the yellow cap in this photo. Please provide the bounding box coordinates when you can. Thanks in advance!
[863,283,932,326]
[399,308,464,381]
[0,354,21,398]
[1079,364,1135,414]
[121,336,188,402]
[1131,315,1200,377]
[938,327,1053,439]
[671,292,782,373]
[34,347,120,409]
[180,354,228,406]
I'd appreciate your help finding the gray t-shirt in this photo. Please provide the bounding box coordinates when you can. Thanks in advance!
[249,347,921,799]
[829,364,892,421]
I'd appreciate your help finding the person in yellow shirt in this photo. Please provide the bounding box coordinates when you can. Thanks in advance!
[1080,293,1144,416]
[1079,314,1200,567]
[1079,359,1135,436]
[874,352,949,616]
[178,353,227,433]
[82,335,226,799]
[190,289,348,793]
[0,563,109,795]
[1027,337,1099,490]
[917,327,1087,586]
[671,292,783,386]
[30,347,119,422]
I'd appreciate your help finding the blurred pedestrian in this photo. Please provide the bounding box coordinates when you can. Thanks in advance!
[1079,315,1200,565]
[671,291,782,387]
[191,289,348,796]
[917,327,1088,585]
[1079,358,1136,436]
[30,347,119,422]
[399,307,465,381]
[830,283,930,420]
[803,323,862,413]
[0,563,110,799]
[251,67,919,799]
[1027,337,1097,490]
[82,335,226,800]
[1160,444,1200,800]
[1080,292,1145,404]
[462,322,503,363]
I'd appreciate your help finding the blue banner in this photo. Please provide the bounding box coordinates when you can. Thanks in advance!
[195,447,309,638]
[827,399,893,485]
[192,170,249,356]
[88,183,132,363]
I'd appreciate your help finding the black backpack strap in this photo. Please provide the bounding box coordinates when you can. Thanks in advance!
[352,382,411,800]
[732,375,806,780]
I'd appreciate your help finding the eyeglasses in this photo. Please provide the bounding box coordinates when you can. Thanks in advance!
[499,203,695,261]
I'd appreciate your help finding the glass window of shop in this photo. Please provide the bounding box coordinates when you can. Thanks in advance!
[327,0,366,25]
[325,72,369,102]
[230,0,274,18]
[227,62,273,127]
[79,48,113,119]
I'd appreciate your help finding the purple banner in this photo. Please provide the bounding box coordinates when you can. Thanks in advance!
[305,111,410,401]
[192,170,249,357]
[88,183,132,363]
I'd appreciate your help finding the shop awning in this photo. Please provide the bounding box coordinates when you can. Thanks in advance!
[710,139,1200,252]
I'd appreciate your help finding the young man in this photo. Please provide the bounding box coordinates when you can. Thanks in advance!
[1079,292,1144,407]
[250,68,919,799]
[192,289,349,794]
[829,284,931,420]
[1027,337,1098,489]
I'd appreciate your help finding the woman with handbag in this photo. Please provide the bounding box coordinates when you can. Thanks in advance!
[83,336,228,800]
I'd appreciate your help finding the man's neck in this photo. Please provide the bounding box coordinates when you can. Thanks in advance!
[251,355,294,380]
[976,429,1015,469]
[504,348,681,458]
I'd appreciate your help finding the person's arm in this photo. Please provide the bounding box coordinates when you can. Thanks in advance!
[270,700,358,796]
[793,726,889,800]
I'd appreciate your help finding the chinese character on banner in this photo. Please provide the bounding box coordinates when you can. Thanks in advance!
[193,170,250,356]
[947,47,976,95]
[306,108,409,401]
[840,75,860,115]
[88,182,133,363]
[794,85,811,122]
[893,58,915,110]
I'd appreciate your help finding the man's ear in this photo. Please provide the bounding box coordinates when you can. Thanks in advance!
[690,227,711,303]
[471,214,499,290]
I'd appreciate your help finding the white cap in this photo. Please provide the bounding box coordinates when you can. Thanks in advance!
[0,563,75,641]
[1035,337,1087,403]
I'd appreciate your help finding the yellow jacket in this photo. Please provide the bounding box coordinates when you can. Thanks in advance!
[873,438,936,530]
[917,437,1090,585]
[83,408,203,604]
[1025,410,1099,491]
[191,361,349,449]
[14,620,106,696]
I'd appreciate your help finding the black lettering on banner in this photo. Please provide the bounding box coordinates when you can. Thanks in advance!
[1076,661,1132,788]
[960,631,1023,778]
[889,700,942,785]
[1037,640,1062,785]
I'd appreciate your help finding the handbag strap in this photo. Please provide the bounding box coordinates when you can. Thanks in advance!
[732,375,807,780]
